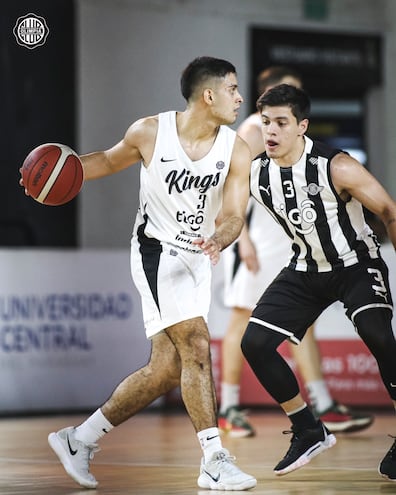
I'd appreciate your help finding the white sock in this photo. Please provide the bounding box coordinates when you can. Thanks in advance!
[306,379,333,413]
[74,408,114,444]
[197,427,223,463]
[220,383,240,414]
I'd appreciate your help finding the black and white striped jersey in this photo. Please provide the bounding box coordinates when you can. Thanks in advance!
[250,136,381,272]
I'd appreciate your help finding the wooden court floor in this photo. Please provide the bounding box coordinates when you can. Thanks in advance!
[1,408,396,495]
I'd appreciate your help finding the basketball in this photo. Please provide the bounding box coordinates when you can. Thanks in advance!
[21,143,83,206]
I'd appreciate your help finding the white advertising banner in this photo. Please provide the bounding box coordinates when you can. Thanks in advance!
[1,244,394,413]
[0,249,151,414]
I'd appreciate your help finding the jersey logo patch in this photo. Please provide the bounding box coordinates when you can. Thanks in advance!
[302,183,324,196]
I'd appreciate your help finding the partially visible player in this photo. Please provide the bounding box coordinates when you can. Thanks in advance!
[218,66,373,438]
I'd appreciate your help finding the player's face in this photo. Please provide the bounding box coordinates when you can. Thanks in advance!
[210,73,243,124]
[260,105,308,165]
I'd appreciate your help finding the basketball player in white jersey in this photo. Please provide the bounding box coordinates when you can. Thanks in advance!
[41,57,256,490]
[219,66,373,437]
[242,83,396,479]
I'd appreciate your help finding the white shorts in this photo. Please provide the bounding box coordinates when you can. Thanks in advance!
[223,199,291,311]
[131,236,211,338]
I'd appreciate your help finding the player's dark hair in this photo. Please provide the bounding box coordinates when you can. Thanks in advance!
[180,56,237,101]
[256,66,302,96]
[256,84,311,122]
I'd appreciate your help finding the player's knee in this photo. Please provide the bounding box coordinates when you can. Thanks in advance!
[173,321,211,363]
[189,333,211,363]
[241,321,281,362]
[355,308,394,354]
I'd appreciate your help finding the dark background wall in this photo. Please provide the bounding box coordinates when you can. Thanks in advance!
[1,0,392,249]
[250,28,383,166]
[1,1,77,246]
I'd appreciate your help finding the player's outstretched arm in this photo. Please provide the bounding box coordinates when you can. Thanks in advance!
[81,116,158,180]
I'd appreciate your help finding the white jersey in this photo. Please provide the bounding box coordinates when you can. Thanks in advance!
[131,111,236,337]
[132,111,236,253]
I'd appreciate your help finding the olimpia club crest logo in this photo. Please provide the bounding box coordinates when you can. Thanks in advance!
[13,13,49,49]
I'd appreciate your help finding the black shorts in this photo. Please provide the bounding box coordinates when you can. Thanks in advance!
[250,256,393,343]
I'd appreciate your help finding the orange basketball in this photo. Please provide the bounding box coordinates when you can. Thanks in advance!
[21,143,83,206]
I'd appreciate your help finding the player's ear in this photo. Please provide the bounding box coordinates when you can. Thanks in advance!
[299,118,309,136]
[203,88,214,105]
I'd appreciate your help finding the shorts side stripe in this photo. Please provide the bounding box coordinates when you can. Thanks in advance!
[249,316,301,345]
[136,218,162,312]
[351,303,393,324]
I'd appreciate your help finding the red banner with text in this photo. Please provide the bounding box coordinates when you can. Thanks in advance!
[209,339,389,407]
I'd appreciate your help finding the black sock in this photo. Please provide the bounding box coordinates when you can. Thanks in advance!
[289,406,318,431]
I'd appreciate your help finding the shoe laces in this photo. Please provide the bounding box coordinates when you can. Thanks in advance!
[215,450,236,462]
[211,450,240,472]
[78,442,100,470]
[88,444,100,460]
[282,424,303,438]
[279,428,301,456]
[280,425,319,456]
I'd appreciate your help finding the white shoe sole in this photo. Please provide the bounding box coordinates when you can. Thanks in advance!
[323,417,373,433]
[48,432,98,489]
[197,473,257,490]
[378,470,396,481]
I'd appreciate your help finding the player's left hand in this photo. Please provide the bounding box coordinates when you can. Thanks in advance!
[192,237,221,266]
[18,168,29,196]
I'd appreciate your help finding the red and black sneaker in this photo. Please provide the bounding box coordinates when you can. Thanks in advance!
[316,402,374,433]
[218,406,255,438]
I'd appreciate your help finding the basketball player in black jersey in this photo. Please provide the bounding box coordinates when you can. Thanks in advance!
[242,84,396,480]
